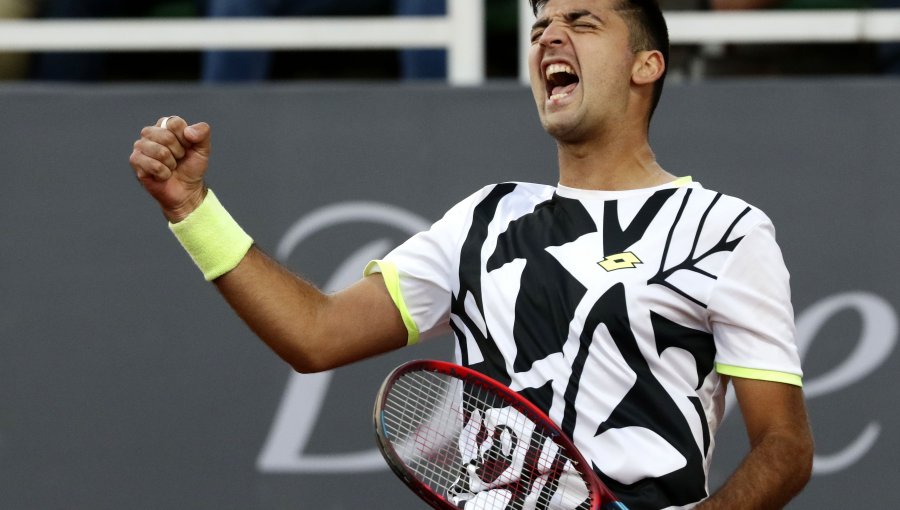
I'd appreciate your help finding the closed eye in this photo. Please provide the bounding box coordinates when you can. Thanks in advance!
[530,23,597,43]
[572,22,598,30]
[530,10,603,43]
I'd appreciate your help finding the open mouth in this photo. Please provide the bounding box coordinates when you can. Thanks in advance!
[545,63,580,101]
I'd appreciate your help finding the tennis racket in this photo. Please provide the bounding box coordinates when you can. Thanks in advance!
[374,360,628,510]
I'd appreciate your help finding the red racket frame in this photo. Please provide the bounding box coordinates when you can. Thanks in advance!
[374,359,623,510]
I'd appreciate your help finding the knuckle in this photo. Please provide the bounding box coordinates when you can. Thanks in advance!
[169,142,186,156]
[158,157,175,171]
[164,130,182,146]
[150,160,168,176]
[149,142,170,160]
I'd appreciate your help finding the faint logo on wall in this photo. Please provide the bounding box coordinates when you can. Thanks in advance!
[796,292,896,474]
[722,291,896,475]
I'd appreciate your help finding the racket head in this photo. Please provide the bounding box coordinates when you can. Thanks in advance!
[374,360,622,510]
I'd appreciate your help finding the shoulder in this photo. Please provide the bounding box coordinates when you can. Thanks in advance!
[687,183,775,237]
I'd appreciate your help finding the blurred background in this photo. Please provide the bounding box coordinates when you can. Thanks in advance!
[0,1,897,509]
[1,0,898,82]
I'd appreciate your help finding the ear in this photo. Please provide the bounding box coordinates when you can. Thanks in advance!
[632,50,665,86]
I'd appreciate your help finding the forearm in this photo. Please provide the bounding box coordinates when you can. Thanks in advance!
[213,247,408,373]
[697,428,813,509]
[214,246,331,372]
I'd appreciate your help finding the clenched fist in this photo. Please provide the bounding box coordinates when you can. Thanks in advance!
[129,115,212,223]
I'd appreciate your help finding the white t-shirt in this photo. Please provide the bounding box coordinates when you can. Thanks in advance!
[366,178,802,509]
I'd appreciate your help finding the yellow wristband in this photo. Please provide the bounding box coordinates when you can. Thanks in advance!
[169,189,253,281]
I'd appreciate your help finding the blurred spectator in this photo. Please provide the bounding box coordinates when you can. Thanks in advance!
[876,0,900,73]
[394,0,521,80]
[201,0,390,82]
[394,0,447,80]
[0,0,38,79]
[31,0,200,81]
[202,0,451,82]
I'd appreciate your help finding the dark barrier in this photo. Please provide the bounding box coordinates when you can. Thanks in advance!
[1,80,897,509]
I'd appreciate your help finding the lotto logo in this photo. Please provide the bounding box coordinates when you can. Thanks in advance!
[598,252,642,271]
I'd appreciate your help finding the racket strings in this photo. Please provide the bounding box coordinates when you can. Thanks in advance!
[383,371,465,490]
[382,370,594,510]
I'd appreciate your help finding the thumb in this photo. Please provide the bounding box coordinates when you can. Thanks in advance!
[184,122,212,157]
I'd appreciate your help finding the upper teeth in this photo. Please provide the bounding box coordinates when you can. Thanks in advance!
[545,63,575,79]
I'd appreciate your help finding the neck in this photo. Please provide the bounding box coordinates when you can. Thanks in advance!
[556,128,675,191]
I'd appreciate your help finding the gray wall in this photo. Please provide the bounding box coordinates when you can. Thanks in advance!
[1,80,897,509]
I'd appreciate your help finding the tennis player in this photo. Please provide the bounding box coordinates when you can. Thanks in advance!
[129,0,814,508]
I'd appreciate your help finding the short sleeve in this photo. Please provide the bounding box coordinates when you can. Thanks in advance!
[708,218,803,386]
[365,187,493,344]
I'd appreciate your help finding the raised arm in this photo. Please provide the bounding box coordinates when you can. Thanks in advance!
[129,115,408,373]
[696,378,814,509]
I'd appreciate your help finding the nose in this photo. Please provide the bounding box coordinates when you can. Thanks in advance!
[538,21,567,48]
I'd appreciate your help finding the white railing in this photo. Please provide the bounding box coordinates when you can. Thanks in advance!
[0,0,483,85]
[1,1,899,85]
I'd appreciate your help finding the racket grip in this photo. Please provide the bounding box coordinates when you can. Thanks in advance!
[601,503,630,510]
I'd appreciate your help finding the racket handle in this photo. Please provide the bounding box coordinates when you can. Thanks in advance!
[601,502,630,510]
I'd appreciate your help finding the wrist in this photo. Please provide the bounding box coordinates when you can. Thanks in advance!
[168,189,253,281]
[163,187,208,224]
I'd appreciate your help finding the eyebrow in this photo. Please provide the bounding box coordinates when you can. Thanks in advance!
[531,9,604,32]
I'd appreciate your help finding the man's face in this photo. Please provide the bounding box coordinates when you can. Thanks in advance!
[528,0,639,143]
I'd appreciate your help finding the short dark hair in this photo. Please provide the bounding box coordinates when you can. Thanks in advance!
[530,0,669,121]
